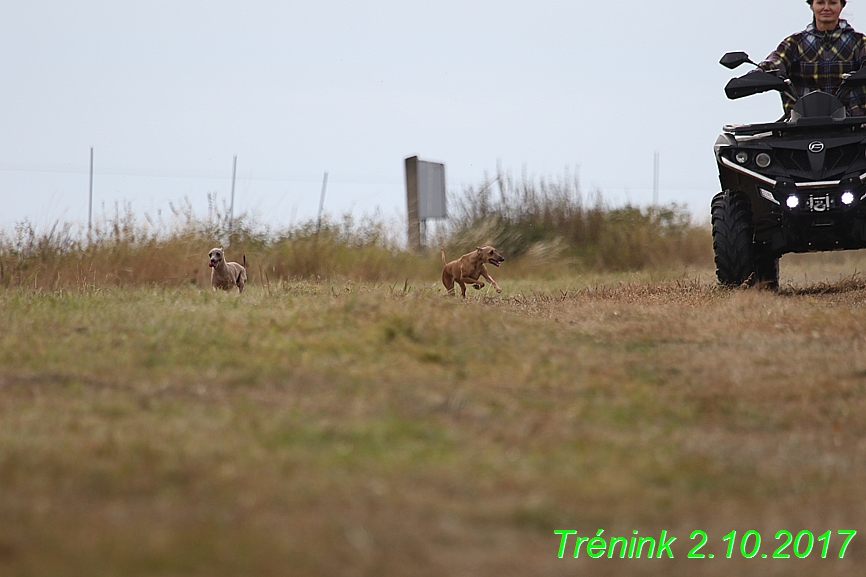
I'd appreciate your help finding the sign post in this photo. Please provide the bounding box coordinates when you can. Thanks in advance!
[405,156,447,251]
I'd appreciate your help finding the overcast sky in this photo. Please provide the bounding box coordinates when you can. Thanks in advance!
[0,1,844,234]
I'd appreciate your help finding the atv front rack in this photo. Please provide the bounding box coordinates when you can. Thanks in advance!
[724,116,866,136]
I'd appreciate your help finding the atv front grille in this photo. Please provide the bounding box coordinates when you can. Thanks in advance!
[824,144,860,171]
[774,149,810,172]
[772,144,861,173]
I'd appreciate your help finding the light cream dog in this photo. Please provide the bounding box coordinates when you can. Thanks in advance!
[208,247,247,293]
[440,245,505,297]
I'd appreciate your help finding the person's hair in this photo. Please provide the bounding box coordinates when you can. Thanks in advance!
[806,0,847,6]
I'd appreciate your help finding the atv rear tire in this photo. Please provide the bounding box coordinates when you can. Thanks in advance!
[711,191,760,286]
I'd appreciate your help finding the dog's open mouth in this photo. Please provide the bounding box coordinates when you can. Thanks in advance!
[208,262,216,267]
[489,259,501,267]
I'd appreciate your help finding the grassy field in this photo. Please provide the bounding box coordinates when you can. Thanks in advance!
[0,250,865,576]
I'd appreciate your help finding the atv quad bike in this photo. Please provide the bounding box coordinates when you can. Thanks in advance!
[713,51,866,288]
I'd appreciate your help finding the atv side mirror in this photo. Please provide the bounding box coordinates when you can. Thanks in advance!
[720,51,757,69]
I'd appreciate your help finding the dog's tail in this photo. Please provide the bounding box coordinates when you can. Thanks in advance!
[440,247,447,267]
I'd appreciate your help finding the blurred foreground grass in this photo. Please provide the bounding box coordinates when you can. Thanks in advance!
[1,257,866,576]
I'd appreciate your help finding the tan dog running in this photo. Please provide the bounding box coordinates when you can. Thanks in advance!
[208,247,247,293]
[440,245,505,297]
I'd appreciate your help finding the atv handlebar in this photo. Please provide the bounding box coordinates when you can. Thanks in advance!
[724,70,788,100]
[721,51,866,102]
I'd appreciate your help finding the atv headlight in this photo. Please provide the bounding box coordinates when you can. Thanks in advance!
[735,151,749,165]
[755,153,771,168]
[842,191,855,205]
[786,195,800,209]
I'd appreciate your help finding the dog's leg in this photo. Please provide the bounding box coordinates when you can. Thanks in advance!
[454,263,477,295]
[478,264,502,293]
[442,270,456,295]
[213,262,229,291]
[458,278,484,290]
[443,261,462,295]
[455,273,484,290]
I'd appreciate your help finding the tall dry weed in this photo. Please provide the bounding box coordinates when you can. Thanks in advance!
[440,167,710,271]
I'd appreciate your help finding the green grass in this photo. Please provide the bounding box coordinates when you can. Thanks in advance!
[1,260,865,576]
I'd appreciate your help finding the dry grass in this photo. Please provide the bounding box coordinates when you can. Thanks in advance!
[0,207,439,291]
[0,251,865,576]
[0,171,713,292]
[442,168,709,272]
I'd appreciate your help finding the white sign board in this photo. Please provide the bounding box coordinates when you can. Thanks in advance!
[417,160,446,220]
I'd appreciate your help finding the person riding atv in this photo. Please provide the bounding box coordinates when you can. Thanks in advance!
[757,0,866,118]
[710,1,866,289]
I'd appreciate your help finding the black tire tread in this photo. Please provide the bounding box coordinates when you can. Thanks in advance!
[711,191,756,286]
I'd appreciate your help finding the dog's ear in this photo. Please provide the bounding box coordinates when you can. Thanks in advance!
[476,246,483,253]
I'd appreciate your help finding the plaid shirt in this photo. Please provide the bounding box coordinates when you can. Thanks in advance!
[758,19,866,117]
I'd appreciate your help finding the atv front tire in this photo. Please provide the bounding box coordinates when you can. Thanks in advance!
[711,190,776,287]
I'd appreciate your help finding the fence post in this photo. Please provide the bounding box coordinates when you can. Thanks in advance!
[88,147,94,232]
[405,156,421,251]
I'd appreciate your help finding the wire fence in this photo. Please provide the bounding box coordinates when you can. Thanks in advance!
[0,160,406,235]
